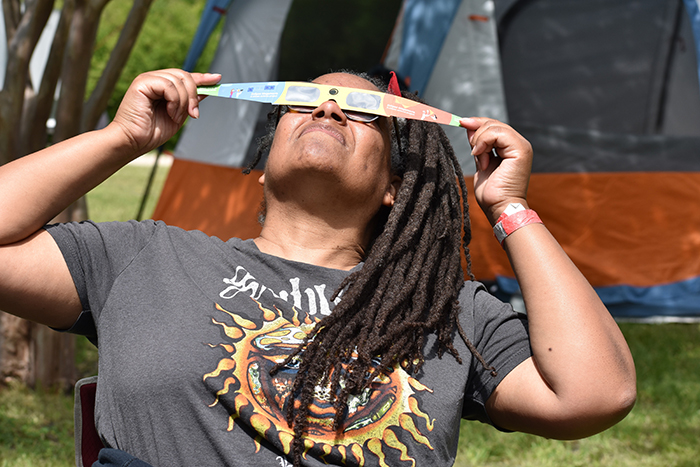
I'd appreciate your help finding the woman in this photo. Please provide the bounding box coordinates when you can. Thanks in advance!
[0,69,635,466]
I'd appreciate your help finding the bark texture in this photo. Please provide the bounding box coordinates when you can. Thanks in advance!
[1,0,154,388]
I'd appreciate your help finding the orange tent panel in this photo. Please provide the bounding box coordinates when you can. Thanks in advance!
[154,160,700,289]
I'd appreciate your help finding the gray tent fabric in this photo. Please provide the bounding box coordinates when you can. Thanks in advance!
[394,0,463,96]
[385,0,508,175]
[174,0,293,168]
[521,124,700,173]
[685,0,700,89]
[423,0,508,174]
[492,0,700,319]
[660,2,700,136]
[498,0,700,138]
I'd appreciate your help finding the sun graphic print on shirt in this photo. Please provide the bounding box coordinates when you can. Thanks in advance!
[202,299,437,466]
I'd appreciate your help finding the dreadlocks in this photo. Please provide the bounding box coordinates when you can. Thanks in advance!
[245,74,495,466]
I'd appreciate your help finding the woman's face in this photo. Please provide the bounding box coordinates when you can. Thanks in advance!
[261,73,398,215]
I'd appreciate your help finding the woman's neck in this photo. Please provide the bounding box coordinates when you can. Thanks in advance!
[254,206,373,270]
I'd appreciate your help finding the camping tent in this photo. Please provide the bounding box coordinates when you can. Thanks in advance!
[153,0,700,320]
[489,0,700,319]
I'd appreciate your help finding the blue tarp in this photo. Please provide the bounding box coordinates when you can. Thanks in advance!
[397,0,462,95]
[182,0,234,71]
[684,0,700,94]
[497,276,700,319]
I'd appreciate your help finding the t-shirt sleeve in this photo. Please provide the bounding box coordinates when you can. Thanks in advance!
[44,220,160,342]
[461,282,532,426]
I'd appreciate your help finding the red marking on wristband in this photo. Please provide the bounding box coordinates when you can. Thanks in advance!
[496,210,543,247]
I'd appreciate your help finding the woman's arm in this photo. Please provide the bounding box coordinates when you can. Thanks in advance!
[0,69,220,328]
[461,117,636,438]
[0,69,219,244]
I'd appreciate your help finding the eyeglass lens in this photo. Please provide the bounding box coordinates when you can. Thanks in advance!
[283,85,381,123]
[286,105,379,123]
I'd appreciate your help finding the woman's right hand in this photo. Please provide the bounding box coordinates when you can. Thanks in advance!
[110,69,221,155]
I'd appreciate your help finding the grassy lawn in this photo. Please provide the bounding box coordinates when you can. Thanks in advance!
[454,322,700,467]
[1,164,699,466]
[85,156,171,224]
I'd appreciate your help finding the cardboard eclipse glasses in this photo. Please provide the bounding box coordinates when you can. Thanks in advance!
[197,81,464,127]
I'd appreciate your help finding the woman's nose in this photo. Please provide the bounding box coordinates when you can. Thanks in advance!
[311,100,346,123]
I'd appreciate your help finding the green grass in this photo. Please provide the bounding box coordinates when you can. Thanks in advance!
[85,157,171,223]
[1,165,699,465]
[0,381,75,467]
[454,323,700,467]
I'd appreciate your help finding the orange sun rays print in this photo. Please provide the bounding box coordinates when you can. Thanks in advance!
[203,299,436,466]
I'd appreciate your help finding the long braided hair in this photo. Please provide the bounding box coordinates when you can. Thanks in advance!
[245,73,495,466]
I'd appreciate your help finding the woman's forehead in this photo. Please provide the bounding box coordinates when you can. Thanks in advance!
[312,73,379,92]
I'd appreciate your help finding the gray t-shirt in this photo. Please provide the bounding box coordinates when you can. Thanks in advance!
[47,220,531,467]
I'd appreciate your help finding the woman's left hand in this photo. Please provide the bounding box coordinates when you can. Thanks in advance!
[460,117,533,224]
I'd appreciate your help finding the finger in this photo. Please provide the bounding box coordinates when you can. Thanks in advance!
[460,118,501,153]
[470,125,499,157]
[459,116,494,130]
[191,72,222,87]
[461,117,531,166]
[174,71,214,120]
[192,73,221,117]
[474,148,501,173]
[171,71,221,119]
[172,70,201,120]
[470,122,516,159]
[151,70,191,125]
[474,152,490,172]
[460,116,488,147]
[139,71,184,124]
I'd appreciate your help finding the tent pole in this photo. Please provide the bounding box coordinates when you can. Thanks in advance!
[136,146,162,221]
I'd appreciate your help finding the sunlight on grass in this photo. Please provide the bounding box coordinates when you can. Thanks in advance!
[0,381,74,466]
[86,156,170,223]
[454,323,700,467]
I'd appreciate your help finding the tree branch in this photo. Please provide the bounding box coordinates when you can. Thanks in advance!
[88,0,111,14]
[21,0,77,155]
[82,0,154,132]
[52,0,110,144]
[0,0,54,164]
[2,0,21,41]
[5,0,54,80]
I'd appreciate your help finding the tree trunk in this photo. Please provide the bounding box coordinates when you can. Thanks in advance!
[1,0,153,388]
[0,314,75,390]
[0,0,54,165]
[82,0,154,132]
[0,313,32,384]
[52,0,109,144]
[31,323,76,389]
[20,0,76,156]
